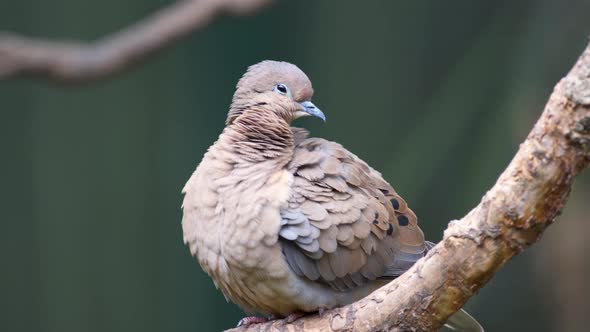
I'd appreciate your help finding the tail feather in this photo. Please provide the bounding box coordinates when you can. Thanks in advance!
[381,241,437,278]
[444,309,484,332]
[384,240,484,331]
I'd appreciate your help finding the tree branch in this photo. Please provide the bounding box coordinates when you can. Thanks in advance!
[0,0,273,82]
[227,41,590,332]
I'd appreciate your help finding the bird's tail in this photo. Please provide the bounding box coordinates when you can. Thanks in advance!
[443,308,484,332]
[385,241,484,331]
[426,241,484,332]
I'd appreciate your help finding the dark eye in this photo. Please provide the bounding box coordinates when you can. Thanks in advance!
[274,83,288,95]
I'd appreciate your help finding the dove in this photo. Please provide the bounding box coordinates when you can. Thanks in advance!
[182,60,483,331]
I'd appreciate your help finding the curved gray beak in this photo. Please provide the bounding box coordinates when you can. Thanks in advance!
[300,101,326,122]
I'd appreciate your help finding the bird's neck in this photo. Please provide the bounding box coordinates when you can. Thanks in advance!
[218,108,294,166]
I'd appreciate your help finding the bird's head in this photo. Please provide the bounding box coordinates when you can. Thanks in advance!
[227,60,325,125]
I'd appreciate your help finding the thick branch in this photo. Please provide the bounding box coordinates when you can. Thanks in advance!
[0,0,273,82]
[227,42,590,331]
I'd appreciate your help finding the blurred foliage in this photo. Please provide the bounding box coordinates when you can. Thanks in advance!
[1,0,590,331]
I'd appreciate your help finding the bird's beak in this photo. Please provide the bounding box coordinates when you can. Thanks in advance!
[299,101,326,122]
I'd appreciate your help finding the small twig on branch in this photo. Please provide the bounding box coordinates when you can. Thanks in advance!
[0,0,273,82]
[227,42,590,331]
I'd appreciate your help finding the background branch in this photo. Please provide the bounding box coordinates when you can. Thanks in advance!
[0,0,273,82]
[227,41,590,332]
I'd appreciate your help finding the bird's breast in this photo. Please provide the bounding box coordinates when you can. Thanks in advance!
[217,165,291,263]
[214,168,300,314]
[182,152,299,314]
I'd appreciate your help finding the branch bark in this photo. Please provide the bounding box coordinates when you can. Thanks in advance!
[0,0,273,82]
[226,41,590,332]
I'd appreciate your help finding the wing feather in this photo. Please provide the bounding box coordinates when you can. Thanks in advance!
[280,136,428,291]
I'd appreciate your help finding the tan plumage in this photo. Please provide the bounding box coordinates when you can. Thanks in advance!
[182,61,482,331]
[281,137,428,292]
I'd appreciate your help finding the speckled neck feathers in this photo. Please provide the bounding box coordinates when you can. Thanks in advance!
[220,106,294,164]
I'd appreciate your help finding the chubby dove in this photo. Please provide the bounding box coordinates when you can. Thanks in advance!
[182,60,483,331]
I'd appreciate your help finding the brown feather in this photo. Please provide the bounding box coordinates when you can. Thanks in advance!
[279,138,427,291]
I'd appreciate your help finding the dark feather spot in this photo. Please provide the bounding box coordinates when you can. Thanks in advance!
[397,215,409,226]
[386,223,394,236]
[390,198,400,210]
[379,189,389,195]
[373,212,379,224]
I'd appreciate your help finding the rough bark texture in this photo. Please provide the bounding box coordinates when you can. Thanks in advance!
[0,0,273,82]
[226,41,590,332]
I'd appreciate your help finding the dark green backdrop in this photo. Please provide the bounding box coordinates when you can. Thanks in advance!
[2,1,590,331]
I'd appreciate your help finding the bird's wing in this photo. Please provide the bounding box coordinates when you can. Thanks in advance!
[280,137,427,291]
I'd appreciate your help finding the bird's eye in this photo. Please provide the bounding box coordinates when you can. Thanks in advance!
[274,83,288,95]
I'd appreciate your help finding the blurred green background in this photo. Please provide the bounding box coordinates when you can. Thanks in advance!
[2,0,590,331]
